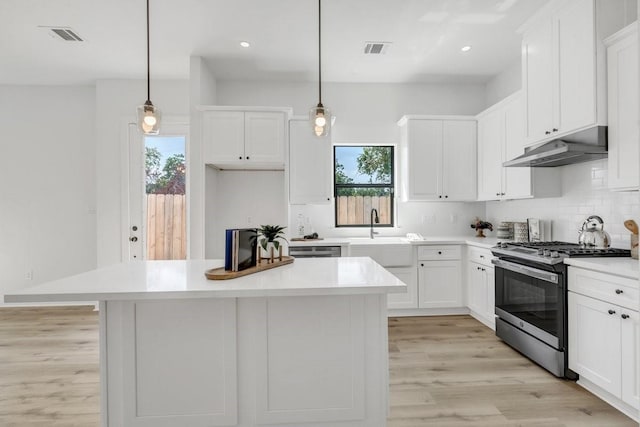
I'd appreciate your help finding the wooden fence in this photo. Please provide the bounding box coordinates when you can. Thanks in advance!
[336,196,391,225]
[146,194,187,260]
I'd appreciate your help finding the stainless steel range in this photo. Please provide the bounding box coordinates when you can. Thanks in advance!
[491,241,631,379]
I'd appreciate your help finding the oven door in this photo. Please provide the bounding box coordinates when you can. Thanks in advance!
[493,259,565,350]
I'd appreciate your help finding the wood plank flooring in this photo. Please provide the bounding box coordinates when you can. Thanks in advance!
[0,307,635,426]
[388,316,637,427]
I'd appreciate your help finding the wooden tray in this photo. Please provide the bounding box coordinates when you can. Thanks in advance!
[205,256,295,280]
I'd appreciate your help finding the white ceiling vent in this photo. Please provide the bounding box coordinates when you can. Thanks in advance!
[364,42,391,55]
[39,26,84,42]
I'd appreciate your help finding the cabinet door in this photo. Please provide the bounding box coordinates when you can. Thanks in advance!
[556,0,596,133]
[244,112,285,164]
[406,120,442,200]
[202,111,245,163]
[608,28,639,190]
[387,267,418,310]
[467,262,487,315]
[477,110,503,201]
[621,309,640,408]
[502,94,533,199]
[484,266,495,328]
[568,292,621,397]
[289,119,331,204]
[418,260,462,308]
[523,19,555,143]
[442,120,476,201]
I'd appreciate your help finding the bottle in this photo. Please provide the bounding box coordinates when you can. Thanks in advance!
[297,214,305,237]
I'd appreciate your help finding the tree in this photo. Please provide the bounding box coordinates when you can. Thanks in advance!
[335,160,353,184]
[356,147,391,183]
[145,146,162,193]
[155,154,186,194]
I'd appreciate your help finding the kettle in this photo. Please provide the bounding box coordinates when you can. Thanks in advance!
[578,215,611,248]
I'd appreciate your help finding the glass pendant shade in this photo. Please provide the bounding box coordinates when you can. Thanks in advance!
[137,101,161,135]
[310,104,330,137]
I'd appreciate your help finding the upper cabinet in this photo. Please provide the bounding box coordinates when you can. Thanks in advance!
[521,0,626,146]
[605,23,639,191]
[398,116,477,201]
[201,107,291,169]
[288,118,332,204]
[477,92,560,201]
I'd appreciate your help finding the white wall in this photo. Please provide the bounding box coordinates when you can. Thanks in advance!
[216,80,488,238]
[484,59,521,107]
[486,160,639,248]
[0,85,96,298]
[95,79,189,267]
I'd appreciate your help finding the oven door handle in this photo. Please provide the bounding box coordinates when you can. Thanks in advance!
[491,259,559,284]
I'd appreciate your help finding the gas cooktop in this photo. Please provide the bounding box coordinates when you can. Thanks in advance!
[491,241,631,265]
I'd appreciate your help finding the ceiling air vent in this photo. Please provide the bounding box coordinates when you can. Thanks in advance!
[364,42,391,55]
[39,26,84,42]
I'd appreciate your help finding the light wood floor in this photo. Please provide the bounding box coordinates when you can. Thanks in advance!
[0,307,635,426]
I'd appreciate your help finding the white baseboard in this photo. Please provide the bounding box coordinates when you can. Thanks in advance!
[577,377,639,422]
[387,307,469,317]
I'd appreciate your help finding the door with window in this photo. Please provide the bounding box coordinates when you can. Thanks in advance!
[127,121,189,261]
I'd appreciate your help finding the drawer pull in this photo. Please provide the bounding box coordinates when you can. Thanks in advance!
[622,314,630,320]
[479,255,485,259]
[438,251,442,255]
[477,266,481,270]
[615,289,623,294]
[608,309,616,315]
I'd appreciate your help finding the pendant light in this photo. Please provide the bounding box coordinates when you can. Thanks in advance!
[136,0,161,135]
[309,0,331,137]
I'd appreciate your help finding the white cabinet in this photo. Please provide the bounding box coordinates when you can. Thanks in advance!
[417,246,463,308]
[387,267,418,310]
[398,117,477,201]
[568,266,640,418]
[288,118,332,204]
[521,0,617,146]
[466,247,495,329]
[605,23,639,191]
[477,92,560,201]
[202,109,288,168]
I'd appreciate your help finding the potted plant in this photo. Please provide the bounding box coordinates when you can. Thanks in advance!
[470,218,493,238]
[256,225,288,261]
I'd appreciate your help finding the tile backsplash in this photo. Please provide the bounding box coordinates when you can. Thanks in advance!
[486,159,639,248]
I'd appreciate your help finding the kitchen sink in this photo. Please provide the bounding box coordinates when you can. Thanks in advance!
[346,236,411,245]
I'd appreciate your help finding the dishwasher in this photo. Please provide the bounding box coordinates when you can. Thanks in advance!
[288,245,342,258]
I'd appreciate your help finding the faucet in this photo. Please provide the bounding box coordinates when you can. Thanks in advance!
[370,208,380,239]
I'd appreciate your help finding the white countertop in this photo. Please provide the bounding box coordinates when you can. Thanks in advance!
[288,235,501,250]
[4,258,406,304]
[564,257,639,280]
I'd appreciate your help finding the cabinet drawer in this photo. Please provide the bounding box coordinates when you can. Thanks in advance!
[417,245,461,260]
[467,247,494,266]
[568,267,639,311]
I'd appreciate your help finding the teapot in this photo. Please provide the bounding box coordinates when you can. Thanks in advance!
[578,215,611,248]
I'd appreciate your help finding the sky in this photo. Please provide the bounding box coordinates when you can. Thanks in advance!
[145,136,185,165]
[335,146,389,184]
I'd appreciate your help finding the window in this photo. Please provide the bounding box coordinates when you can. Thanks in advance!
[334,146,394,227]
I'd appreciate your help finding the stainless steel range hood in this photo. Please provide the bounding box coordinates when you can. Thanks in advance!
[504,126,607,167]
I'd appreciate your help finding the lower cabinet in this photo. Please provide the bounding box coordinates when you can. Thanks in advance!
[417,245,463,308]
[387,267,418,310]
[467,262,495,329]
[568,266,640,418]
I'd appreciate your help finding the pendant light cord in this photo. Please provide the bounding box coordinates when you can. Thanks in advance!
[318,0,322,105]
[146,0,151,103]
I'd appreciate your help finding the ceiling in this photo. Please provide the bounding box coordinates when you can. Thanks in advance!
[0,0,548,86]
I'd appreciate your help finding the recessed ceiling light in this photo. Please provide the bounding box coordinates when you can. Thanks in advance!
[461,45,472,52]
[240,41,251,48]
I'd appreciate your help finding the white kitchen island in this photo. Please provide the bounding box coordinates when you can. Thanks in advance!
[4,257,405,427]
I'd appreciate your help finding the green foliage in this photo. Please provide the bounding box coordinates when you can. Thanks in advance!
[356,147,391,183]
[257,225,287,250]
[145,150,186,195]
[335,160,353,184]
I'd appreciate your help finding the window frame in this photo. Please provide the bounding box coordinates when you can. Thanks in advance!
[333,145,395,228]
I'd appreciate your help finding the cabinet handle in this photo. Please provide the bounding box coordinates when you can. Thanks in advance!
[496,193,500,196]
[420,263,424,267]
[439,195,442,199]
[615,289,623,294]
[481,268,486,272]
[246,156,250,160]
[445,195,448,198]
[552,128,558,132]
[238,156,243,160]
[622,314,630,320]
[479,255,485,259]
[477,266,481,270]
[608,309,616,315]
[501,192,505,196]
[545,130,551,135]
[438,251,442,255]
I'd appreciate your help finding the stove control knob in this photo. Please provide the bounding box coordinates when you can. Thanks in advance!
[543,249,551,257]
[537,249,544,255]
[550,251,560,258]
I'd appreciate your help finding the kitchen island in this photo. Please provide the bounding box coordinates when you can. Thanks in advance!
[4,257,405,427]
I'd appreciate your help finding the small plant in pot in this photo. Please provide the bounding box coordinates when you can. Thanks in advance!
[256,225,288,262]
